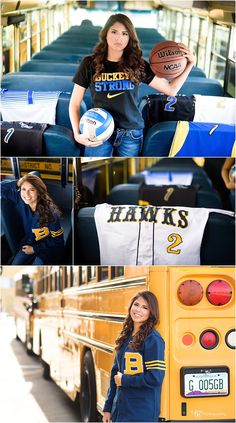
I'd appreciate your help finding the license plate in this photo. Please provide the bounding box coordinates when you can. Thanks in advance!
[184,371,228,397]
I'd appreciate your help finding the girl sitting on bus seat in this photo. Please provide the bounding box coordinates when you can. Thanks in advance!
[1,174,64,265]
[103,291,165,423]
[69,13,195,158]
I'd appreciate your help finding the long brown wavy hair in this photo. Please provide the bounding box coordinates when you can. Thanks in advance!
[17,174,61,227]
[115,291,159,351]
[91,13,146,83]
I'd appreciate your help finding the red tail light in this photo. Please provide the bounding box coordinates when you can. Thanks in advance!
[178,280,203,305]
[206,280,232,306]
[200,330,219,349]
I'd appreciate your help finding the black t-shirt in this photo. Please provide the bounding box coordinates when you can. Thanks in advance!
[73,56,155,129]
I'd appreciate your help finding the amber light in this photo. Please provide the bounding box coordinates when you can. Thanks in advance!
[177,280,203,306]
[200,330,219,349]
[182,333,194,346]
[206,280,232,306]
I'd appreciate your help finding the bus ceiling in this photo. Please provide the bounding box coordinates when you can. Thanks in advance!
[155,1,235,24]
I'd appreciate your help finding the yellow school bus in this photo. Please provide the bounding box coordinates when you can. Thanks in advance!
[31,265,235,422]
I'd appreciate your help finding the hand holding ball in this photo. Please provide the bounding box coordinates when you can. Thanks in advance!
[80,108,114,142]
[149,41,188,79]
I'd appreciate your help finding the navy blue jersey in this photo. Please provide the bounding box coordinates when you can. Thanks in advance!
[103,329,165,422]
[1,180,64,264]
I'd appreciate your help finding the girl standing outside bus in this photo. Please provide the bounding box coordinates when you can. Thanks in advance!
[103,291,165,422]
[69,13,195,157]
[1,174,64,265]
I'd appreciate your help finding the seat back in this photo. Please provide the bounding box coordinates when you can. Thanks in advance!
[128,172,212,190]
[106,183,223,208]
[75,207,235,265]
[20,61,78,75]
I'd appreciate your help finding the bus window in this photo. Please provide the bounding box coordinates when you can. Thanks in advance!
[210,25,230,83]
[110,266,124,279]
[98,266,109,281]
[88,266,96,282]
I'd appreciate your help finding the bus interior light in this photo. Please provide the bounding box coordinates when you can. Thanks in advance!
[200,330,219,350]
[225,329,236,349]
[206,280,232,306]
[177,280,203,306]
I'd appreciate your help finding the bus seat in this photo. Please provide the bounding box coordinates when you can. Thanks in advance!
[139,77,224,101]
[128,172,213,190]
[32,51,84,62]
[1,72,74,93]
[141,121,176,156]
[75,207,100,265]
[75,207,235,265]
[42,44,93,54]
[43,125,81,157]
[20,61,79,75]
[1,91,86,130]
[106,184,223,209]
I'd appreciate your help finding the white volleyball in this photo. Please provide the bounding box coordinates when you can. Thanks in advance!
[79,108,114,142]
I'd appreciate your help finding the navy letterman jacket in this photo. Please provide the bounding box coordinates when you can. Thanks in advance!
[103,329,165,422]
[1,180,64,264]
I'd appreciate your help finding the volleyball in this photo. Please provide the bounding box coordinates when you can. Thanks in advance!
[79,108,114,142]
[229,164,236,182]
[149,41,187,79]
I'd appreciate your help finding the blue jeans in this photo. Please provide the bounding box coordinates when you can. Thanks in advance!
[84,128,143,157]
[12,250,44,265]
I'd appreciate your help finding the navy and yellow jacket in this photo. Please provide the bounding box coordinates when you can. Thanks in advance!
[103,329,165,422]
[1,180,64,264]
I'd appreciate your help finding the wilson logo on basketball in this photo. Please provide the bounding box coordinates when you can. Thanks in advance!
[157,50,182,58]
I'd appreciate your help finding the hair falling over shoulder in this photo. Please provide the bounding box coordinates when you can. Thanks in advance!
[91,13,146,83]
[17,174,62,227]
[115,291,159,351]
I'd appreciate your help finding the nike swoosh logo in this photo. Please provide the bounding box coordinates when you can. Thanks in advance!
[107,91,124,99]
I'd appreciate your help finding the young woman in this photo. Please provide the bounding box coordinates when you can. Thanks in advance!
[69,13,195,157]
[103,291,165,422]
[1,174,64,265]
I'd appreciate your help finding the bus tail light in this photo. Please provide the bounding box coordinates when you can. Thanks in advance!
[225,329,236,349]
[182,333,195,346]
[177,280,203,305]
[206,280,232,306]
[200,330,219,349]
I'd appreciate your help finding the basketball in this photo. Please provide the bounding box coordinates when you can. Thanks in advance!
[149,41,187,79]
[79,108,114,142]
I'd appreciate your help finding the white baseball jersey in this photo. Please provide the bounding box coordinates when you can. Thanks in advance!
[1,90,61,124]
[142,170,193,186]
[94,203,234,265]
[194,95,236,124]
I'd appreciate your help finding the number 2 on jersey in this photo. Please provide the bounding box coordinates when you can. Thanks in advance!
[167,233,183,254]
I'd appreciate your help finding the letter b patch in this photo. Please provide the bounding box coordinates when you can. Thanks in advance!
[124,352,143,375]
[32,227,49,241]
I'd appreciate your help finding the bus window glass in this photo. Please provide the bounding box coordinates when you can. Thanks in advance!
[198,19,208,70]
[88,266,96,282]
[98,266,108,281]
[19,20,27,66]
[81,267,87,285]
[189,16,199,54]
[182,15,190,45]
[210,25,229,83]
[111,267,124,279]
[40,9,48,48]
[175,12,183,42]
[225,61,235,97]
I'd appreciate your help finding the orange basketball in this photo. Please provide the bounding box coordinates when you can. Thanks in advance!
[149,41,187,79]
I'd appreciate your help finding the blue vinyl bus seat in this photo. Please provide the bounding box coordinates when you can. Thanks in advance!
[128,172,212,190]
[43,125,81,157]
[75,207,235,265]
[2,72,74,93]
[32,51,84,62]
[139,77,224,99]
[42,44,94,54]
[20,61,79,75]
[106,183,223,209]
